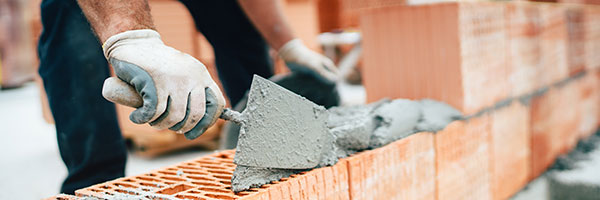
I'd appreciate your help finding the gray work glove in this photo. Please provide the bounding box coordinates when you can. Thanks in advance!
[102,29,226,139]
[278,39,340,83]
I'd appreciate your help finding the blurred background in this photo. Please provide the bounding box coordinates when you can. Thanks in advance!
[1,0,600,199]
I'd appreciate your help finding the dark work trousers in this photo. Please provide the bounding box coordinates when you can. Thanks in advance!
[37,0,273,194]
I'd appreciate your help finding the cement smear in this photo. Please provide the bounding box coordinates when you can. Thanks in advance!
[232,96,462,192]
[232,166,302,192]
[234,75,337,169]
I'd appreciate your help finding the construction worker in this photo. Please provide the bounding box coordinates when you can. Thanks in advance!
[37,0,338,194]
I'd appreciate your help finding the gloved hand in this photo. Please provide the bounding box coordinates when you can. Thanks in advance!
[102,29,226,139]
[278,39,339,83]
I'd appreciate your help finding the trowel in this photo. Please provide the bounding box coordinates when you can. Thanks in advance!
[102,75,332,169]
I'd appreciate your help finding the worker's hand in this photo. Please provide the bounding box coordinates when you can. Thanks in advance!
[279,39,339,83]
[102,29,226,139]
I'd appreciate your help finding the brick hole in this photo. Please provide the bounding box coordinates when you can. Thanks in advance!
[236,192,251,196]
[175,194,206,200]
[205,193,235,200]
[213,175,232,180]
[206,169,232,175]
[187,190,202,194]
[218,154,230,159]
[100,185,111,189]
[164,181,176,185]
[138,182,161,188]
[187,175,215,181]
[197,186,232,194]
[158,171,177,176]
[89,188,103,193]
[136,176,160,182]
[178,165,200,170]
[156,184,194,195]
[220,180,231,185]
[113,182,136,188]
[198,164,226,170]
[159,176,186,182]
[196,160,218,165]
[190,180,221,187]
[182,170,209,175]
[114,188,138,195]
[222,163,236,168]
[122,179,135,182]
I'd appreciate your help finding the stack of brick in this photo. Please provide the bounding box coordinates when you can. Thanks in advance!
[46,1,600,200]
[360,1,600,199]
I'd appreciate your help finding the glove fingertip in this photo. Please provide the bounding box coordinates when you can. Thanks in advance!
[184,127,208,140]
[130,106,155,124]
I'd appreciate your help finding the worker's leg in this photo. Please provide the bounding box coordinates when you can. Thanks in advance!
[37,0,127,194]
[179,0,274,107]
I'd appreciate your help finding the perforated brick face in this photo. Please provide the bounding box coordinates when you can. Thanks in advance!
[75,150,255,199]
[74,150,349,200]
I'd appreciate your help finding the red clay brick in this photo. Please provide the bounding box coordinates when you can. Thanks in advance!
[316,0,359,32]
[530,83,580,178]
[565,6,586,76]
[584,6,600,70]
[575,73,600,139]
[361,2,509,115]
[538,3,570,85]
[435,118,492,200]
[317,0,409,32]
[489,102,531,200]
[506,2,542,97]
[345,132,436,200]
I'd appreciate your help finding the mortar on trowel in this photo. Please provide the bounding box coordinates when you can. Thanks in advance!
[102,75,335,170]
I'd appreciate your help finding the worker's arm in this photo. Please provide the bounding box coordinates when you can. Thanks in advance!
[76,0,155,43]
[77,0,226,139]
[238,0,340,82]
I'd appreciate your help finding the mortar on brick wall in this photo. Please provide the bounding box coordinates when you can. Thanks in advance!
[231,98,463,192]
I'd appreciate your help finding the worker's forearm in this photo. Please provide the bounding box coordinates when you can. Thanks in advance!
[238,0,295,50]
[77,0,155,43]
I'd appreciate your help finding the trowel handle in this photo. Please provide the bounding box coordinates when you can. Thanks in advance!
[220,108,243,124]
[103,77,243,124]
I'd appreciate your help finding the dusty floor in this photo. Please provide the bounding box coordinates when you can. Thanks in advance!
[0,83,211,199]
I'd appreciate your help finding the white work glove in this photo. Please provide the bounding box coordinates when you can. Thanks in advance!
[279,39,339,83]
[102,29,226,139]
